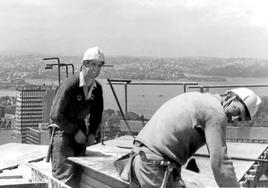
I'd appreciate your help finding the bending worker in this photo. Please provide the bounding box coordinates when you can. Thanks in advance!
[126,88,261,187]
[49,47,105,187]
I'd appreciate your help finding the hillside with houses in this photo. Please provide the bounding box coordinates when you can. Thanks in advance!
[0,54,268,84]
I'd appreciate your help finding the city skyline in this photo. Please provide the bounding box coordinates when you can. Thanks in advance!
[0,0,268,58]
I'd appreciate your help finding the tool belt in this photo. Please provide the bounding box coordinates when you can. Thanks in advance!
[133,141,183,188]
[114,140,184,188]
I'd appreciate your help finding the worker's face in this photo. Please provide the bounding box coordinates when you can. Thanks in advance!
[82,60,103,79]
[225,99,247,122]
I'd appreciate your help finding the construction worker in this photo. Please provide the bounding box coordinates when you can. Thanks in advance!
[49,47,105,187]
[122,88,261,187]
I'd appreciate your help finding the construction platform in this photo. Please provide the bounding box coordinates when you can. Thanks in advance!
[0,136,268,188]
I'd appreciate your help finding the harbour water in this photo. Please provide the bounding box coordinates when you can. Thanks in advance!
[26,77,268,118]
[0,77,268,145]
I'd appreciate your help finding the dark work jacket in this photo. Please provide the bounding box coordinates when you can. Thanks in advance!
[49,73,103,136]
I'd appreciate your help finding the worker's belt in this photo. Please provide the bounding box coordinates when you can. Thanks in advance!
[132,141,184,188]
[114,141,184,187]
[133,140,180,167]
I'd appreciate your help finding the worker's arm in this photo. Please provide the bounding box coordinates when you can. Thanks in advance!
[204,114,240,187]
[50,84,79,135]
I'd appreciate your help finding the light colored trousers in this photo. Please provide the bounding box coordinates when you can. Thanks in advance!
[130,145,185,188]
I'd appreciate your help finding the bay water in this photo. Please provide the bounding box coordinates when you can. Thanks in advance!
[1,77,268,145]
[26,77,268,118]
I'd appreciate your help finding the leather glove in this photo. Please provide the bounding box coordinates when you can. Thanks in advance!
[74,129,87,144]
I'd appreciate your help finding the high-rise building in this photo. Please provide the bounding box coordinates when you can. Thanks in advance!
[14,85,55,143]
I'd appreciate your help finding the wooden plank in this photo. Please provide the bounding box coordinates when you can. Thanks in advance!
[0,178,30,186]
[26,162,71,188]
[193,142,268,183]
[68,136,268,188]
[0,143,48,171]
[71,150,216,187]
[71,138,215,188]
[0,175,23,179]
[81,173,112,188]
[88,136,268,187]
[226,126,268,141]
[0,182,47,188]
[83,166,126,188]
[94,135,134,151]
[196,142,267,162]
[80,182,94,188]
[100,131,268,160]
[187,155,251,184]
[181,169,216,187]
[102,133,268,160]
[69,156,128,188]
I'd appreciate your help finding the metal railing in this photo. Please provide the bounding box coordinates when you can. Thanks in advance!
[105,79,198,138]
[103,80,268,142]
[43,57,75,85]
[107,78,198,115]
[189,84,268,93]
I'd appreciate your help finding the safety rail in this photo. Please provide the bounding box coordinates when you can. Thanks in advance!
[102,80,268,143]
[189,84,268,92]
[107,78,198,115]
[100,79,198,141]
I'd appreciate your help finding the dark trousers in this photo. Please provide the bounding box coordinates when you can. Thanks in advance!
[51,130,86,188]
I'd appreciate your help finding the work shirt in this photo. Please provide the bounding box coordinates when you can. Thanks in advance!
[136,92,240,187]
[50,73,103,136]
[79,71,96,100]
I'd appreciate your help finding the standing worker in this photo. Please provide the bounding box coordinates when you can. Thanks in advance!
[120,88,261,187]
[49,47,105,187]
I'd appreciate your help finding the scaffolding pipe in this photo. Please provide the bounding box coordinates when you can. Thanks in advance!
[110,81,198,86]
[67,64,75,75]
[116,146,268,163]
[189,84,268,89]
[107,78,135,138]
[43,57,61,85]
[193,153,268,163]
[107,80,198,115]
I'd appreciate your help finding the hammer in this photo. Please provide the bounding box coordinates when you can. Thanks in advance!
[46,126,55,163]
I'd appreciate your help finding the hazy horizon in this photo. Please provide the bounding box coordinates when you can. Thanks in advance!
[1,50,268,60]
[1,0,268,59]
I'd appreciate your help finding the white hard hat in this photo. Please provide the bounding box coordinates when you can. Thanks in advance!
[82,46,105,63]
[231,88,262,120]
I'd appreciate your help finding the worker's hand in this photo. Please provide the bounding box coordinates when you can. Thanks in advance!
[74,130,87,144]
[86,134,96,146]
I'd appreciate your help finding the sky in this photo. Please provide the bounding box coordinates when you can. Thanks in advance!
[0,0,268,58]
